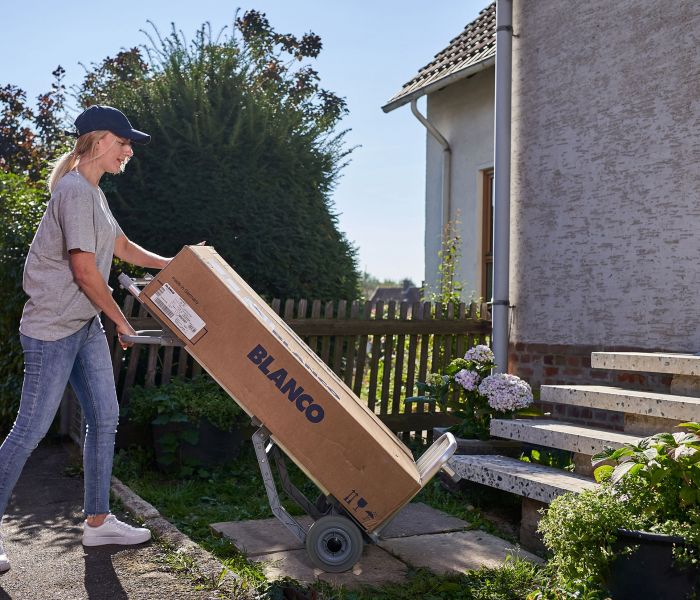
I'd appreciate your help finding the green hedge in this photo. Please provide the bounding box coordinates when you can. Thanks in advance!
[0,172,48,435]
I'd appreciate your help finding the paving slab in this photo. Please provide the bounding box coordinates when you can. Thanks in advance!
[211,515,314,556]
[378,530,543,575]
[251,545,408,587]
[211,502,469,556]
[378,502,469,538]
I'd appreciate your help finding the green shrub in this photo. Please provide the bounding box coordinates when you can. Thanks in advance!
[0,172,48,435]
[76,12,359,301]
[538,485,643,586]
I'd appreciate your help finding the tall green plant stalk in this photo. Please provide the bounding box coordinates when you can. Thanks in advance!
[429,217,464,310]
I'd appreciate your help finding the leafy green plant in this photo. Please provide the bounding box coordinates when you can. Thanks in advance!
[592,422,700,556]
[429,217,464,309]
[538,485,643,587]
[128,375,245,432]
[537,422,700,595]
[126,375,247,474]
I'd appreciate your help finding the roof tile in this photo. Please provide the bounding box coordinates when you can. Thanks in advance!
[384,2,496,111]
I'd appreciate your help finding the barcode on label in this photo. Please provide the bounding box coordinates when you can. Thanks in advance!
[151,283,205,341]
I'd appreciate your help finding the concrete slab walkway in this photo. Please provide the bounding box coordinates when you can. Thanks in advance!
[212,502,542,588]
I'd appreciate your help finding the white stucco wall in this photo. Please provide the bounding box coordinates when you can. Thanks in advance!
[424,67,495,300]
[510,0,700,351]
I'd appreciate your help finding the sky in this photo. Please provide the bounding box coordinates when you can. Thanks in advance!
[0,1,488,284]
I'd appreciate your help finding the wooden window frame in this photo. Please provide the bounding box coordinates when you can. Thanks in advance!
[481,169,494,302]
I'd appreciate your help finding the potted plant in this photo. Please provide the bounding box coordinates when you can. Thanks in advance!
[126,375,249,474]
[405,344,534,449]
[537,422,700,599]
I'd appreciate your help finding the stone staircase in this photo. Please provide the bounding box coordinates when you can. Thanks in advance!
[448,351,700,550]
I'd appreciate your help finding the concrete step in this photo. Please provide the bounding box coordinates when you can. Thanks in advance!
[490,418,641,455]
[592,352,700,376]
[541,384,700,422]
[449,454,597,504]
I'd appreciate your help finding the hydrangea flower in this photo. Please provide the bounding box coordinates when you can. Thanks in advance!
[426,372,448,388]
[454,369,480,391]
[464,344,495,364]
[478,373,533,412]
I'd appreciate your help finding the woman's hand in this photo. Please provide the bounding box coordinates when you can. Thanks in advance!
[116,321,137,350]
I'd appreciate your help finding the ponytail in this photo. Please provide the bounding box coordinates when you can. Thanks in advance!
[47,150,79,193]
[47,130,109,193]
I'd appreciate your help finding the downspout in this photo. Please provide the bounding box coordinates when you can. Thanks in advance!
[492,0,513,373]
[410,98,451,235]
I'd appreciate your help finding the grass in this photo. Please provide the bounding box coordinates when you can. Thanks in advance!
[112,441,544,599]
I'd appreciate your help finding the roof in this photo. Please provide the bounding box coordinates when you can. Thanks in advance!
[382,2,496,113]
[370,286,422,305]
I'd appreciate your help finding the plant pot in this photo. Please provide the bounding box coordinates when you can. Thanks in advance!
[180,418,244,466]
[152,419,244,472]
[606,528,700,600]
[115,414,153,450]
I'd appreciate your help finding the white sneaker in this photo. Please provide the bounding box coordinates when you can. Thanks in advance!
[0,538,9,573]
[82,514,151,547]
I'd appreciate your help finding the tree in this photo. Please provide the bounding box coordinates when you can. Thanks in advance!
[76,12,359,301]
[0,67,67,182]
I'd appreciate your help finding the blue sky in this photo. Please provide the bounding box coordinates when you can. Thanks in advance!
[1,1,488,283]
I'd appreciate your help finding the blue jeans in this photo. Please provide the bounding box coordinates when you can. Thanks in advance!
[0,317,119,518]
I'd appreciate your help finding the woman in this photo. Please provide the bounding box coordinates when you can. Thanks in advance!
[0,106,173,573]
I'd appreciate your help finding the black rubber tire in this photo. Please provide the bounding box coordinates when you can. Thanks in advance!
[305,515,364,573]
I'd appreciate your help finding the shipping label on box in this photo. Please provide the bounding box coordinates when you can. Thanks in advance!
[139,246,421,531]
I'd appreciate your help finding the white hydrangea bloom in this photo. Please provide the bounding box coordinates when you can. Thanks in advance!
[478,373,533,412]
[464,344,495,364]
[454,369,480,391]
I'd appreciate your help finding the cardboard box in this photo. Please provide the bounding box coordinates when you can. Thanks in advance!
[139,246,421,532]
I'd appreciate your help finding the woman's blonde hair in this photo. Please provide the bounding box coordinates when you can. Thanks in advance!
[47,130,110,192]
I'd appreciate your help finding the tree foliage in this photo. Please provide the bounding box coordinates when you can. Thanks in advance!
[0,73,65,434]
[77,11,359,300]
[0,172,48,434]
[0,67,68,181]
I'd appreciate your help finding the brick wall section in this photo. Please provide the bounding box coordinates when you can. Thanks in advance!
[509,342,673,431]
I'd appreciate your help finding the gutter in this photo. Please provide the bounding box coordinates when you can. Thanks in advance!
[492,0,513,373]
[409,98,452,234]
[382,56,496,114]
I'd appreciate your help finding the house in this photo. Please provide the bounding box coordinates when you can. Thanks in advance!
[507,0,700,388]
[386,0,700,389]
[369,279,422,305]
[383,3,496,303]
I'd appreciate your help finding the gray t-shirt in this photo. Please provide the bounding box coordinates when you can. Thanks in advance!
[20,171,124,341]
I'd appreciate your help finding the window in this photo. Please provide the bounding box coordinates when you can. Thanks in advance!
[481,169,494,302]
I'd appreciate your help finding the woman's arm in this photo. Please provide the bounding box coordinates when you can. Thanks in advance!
[69,249,136,346]
[114,235,172,269]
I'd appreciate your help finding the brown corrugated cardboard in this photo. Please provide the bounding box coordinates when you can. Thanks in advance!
[138,246,422,532]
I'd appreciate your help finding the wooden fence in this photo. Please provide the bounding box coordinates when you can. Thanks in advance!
[106,297,491,437]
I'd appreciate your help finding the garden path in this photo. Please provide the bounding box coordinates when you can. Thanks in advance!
[0,441,211,600]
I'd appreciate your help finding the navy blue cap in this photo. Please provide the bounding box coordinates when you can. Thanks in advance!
[74,105,150,144]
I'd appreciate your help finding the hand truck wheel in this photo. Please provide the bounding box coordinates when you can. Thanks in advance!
[305,515,363,573]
